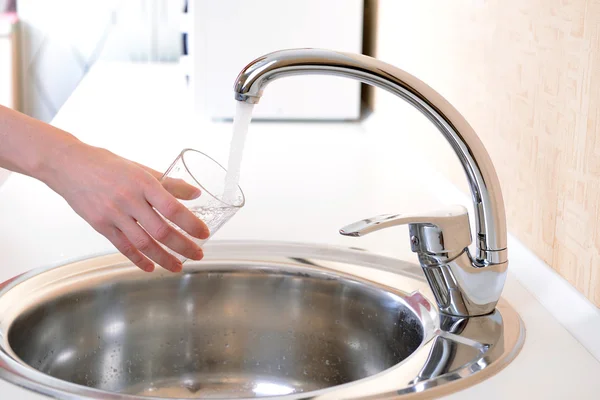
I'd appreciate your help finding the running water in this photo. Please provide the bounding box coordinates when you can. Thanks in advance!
[223,101,254,203]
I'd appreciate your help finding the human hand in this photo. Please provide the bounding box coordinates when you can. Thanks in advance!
[41,143,210,272]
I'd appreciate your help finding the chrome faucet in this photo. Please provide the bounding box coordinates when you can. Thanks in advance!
[233,49,508,317]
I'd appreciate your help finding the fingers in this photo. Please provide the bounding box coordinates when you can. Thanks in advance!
[144,184,210,240]
[161,177,202,200]
[116,216,184,272]
[133,205,204,261]
[103,226,155,272]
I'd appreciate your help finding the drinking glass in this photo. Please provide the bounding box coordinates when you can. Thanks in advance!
[160,148,245,262]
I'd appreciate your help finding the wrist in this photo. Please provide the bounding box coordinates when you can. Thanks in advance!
[33,132,85,189]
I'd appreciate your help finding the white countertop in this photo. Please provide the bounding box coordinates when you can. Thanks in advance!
[1,62,599,399]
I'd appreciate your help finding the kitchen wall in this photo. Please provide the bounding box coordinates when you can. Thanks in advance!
[17,0,183,122]
[375,0,600,307]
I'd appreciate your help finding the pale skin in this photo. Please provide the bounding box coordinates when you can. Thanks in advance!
[0,105,210,273]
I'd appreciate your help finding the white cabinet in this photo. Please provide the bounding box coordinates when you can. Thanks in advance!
[189,0,365,121]
[0,13,17,110]
[0,13,17,187]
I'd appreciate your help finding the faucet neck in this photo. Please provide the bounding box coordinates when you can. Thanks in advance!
[234,49,507,266]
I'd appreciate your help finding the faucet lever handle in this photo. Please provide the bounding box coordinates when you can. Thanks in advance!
[339,205,471,256]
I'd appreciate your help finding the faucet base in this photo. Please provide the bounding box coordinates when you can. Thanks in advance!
[420,252,509,317]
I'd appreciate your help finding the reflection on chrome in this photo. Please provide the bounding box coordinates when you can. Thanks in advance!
[253,381,296,396]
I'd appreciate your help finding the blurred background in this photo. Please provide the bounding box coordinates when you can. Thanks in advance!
[0,0,184,122]
[0,0,374,122]
[1,0,600,310]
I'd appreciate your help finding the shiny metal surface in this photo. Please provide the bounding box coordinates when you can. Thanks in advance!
[7,261,423,396]
[0,241,524,399]
[234,49,508,317]
[340,205,471,262]
[340,206,507,316]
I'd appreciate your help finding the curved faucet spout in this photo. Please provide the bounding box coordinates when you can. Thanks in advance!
[233,49,508,316]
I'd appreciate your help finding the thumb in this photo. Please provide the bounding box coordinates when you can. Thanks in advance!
[134,161,201,200]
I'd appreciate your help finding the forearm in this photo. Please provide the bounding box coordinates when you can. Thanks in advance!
[0,105,83,181]
[0,105,209,272]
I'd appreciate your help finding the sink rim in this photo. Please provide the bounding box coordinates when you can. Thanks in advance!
[0,240,524,400]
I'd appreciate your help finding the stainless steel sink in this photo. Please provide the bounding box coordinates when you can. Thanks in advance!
[0,241,524,399]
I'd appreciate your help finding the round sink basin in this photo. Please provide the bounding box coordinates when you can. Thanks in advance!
[0,241,523,399]
[8,259,423,397]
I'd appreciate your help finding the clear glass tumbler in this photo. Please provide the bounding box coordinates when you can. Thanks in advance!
[160,148,245,262]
